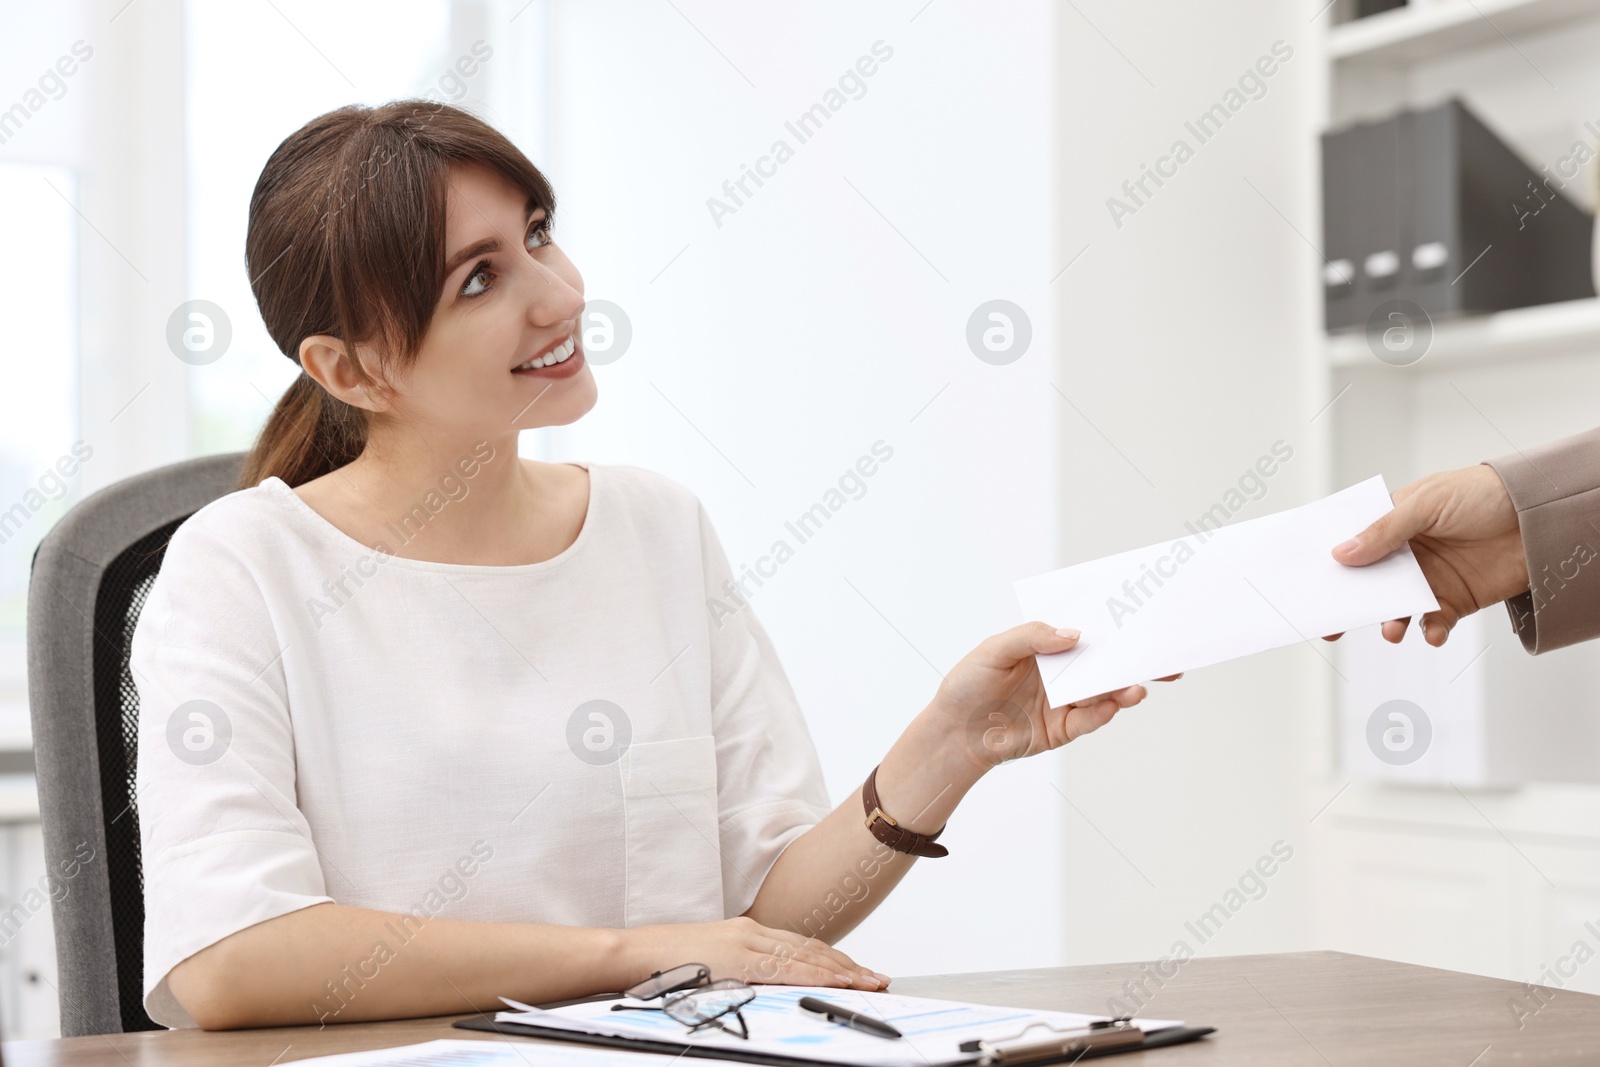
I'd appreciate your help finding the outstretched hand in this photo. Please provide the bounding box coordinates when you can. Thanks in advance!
[1324,463,1527,646]
[928,622,1180,771]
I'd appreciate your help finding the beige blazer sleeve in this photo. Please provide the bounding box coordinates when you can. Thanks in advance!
[1482,426,1600,654]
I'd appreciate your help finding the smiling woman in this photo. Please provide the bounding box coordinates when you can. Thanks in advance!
[129,99,1173,1033]
[238,100,587,491]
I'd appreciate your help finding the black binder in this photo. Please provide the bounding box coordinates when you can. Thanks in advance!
[1322,109,1403,330]
[450,1010,1215,1063]
[1320,97,1595,333]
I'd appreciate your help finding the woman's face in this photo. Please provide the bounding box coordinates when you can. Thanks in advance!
[370,161,595,438]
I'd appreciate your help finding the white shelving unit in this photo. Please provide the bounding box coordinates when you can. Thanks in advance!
[0,776,52,1040]
[1327,295,1600,368]
[1330,0,1600,63]
[1312,0,1600,993]
[1321,0,1600,787]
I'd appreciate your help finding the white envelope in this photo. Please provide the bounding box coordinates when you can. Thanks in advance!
[1014,475,1440,707]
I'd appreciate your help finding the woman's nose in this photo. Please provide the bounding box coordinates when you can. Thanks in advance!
[524,259,584,327]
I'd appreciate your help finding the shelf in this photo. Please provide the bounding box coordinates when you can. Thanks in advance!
[1325,779,1600,839]
[1326,295,1600,369]
[1330,0,1600,64]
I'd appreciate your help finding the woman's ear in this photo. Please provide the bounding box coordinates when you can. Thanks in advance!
[298,335,392,413]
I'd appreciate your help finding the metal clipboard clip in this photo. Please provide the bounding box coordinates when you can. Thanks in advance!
[958,1018,1145,1064]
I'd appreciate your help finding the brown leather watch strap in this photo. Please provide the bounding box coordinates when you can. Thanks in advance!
[862,764,949,858]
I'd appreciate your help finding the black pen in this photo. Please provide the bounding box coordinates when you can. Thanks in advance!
[798,995,904,1040]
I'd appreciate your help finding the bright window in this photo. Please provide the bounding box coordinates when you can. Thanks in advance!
[0,163,79,748]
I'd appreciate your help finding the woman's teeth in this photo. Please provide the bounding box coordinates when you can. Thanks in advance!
[515,336,575,371]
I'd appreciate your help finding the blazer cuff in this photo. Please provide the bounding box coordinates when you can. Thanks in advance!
[1482,427,1600,654]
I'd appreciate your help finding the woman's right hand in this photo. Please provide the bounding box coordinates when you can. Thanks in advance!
[618,916,889,991]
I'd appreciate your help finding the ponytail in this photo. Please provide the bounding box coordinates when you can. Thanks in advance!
[236,372,367,490]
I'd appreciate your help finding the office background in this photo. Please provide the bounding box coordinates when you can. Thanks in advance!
[4,0,1600,1040]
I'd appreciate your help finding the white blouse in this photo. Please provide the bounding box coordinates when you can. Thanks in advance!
[129,460,832,1028]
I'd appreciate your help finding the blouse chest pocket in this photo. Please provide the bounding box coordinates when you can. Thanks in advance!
[618,735,725,926]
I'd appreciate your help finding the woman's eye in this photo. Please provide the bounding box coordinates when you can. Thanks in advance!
[460,220,553,299]
[461,264,491,297]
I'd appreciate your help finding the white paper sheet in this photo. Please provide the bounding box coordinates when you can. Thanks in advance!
[496,986,1181,1067]
[1014,475,1439,707]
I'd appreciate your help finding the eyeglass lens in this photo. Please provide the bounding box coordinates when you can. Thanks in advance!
[663,981,755,1025]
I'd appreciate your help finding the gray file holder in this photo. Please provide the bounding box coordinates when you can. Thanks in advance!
[1320,98,1595,334]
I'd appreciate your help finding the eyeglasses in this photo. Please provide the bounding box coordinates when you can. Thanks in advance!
[611,963,756,1040]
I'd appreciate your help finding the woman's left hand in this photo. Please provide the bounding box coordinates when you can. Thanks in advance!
[927,622,1180,773]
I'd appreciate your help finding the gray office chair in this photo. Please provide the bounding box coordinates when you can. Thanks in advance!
[27,452,246,1035]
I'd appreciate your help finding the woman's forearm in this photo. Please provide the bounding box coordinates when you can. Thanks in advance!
[745,704,987,948]
[167,901,629,1029]
[757,622,1149,948]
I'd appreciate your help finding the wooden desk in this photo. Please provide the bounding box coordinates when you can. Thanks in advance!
[6,951,1597,1065]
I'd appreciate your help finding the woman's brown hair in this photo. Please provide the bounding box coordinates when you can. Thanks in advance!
[237,99,556,490]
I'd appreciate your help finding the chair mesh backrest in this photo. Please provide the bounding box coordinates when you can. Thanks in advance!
[93,519,187,1032]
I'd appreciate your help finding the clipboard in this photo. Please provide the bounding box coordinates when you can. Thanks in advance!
[451,1008,1215,1064]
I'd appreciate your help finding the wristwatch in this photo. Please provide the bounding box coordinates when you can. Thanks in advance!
[862,764,949,858]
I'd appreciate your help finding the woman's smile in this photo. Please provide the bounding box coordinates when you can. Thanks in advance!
[512,331,585,379]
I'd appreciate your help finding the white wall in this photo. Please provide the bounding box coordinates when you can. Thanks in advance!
[535,0,1065,974]
[1047,0,1323,977]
